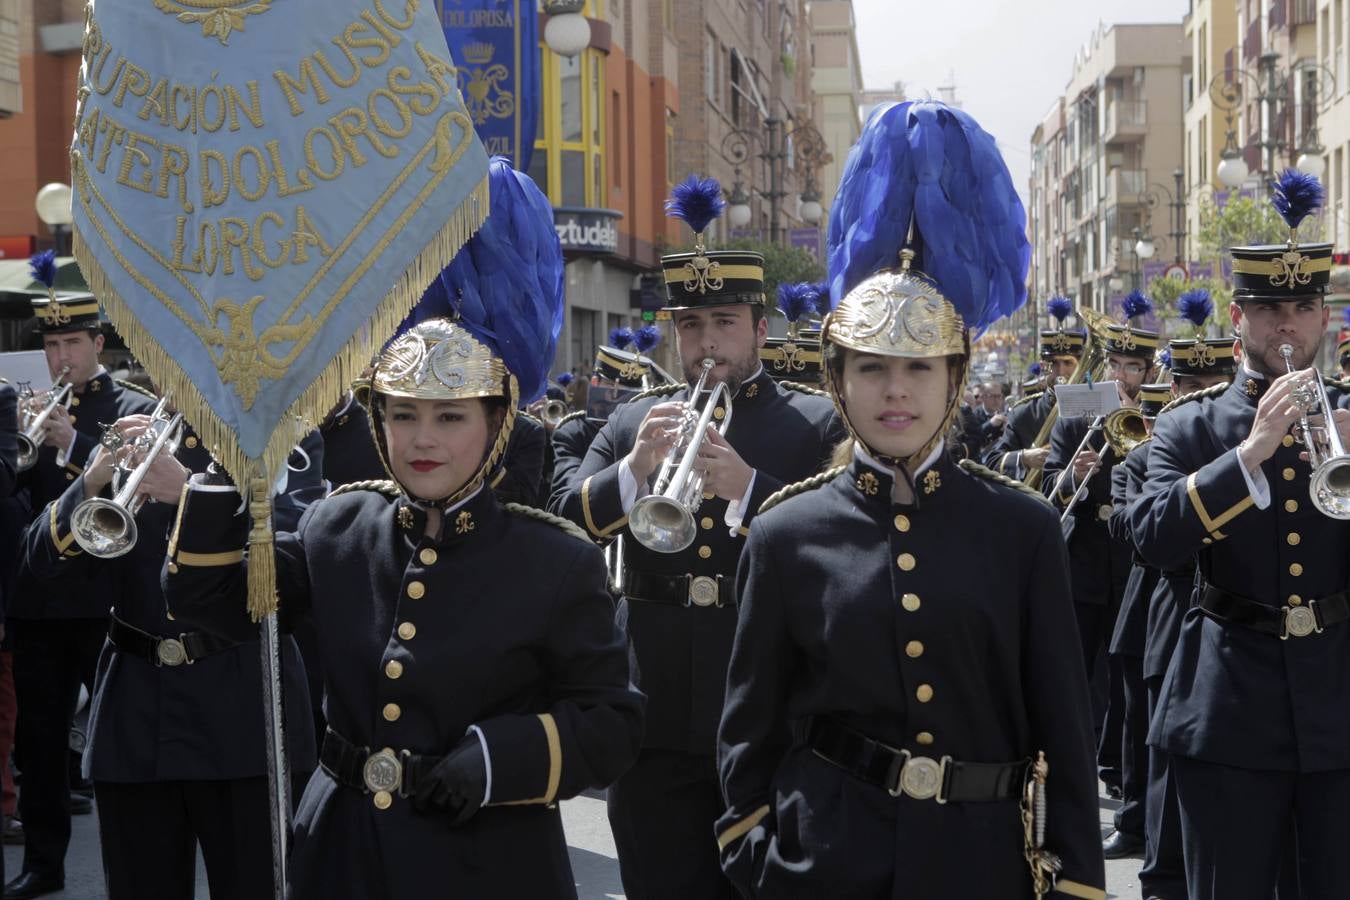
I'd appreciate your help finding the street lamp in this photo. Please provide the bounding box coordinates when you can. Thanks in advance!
[1136,169,1187,264]
[1207,58,1334,190]
[34,182,73,255]
[719,116,829,244]
[726,175,752,229]
[543,1,589,58]
[1132,226,1154,291]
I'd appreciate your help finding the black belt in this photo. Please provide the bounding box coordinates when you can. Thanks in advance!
[624,570,736,609]
[806,716,1027,803]
[107,611,238,667]
[1197,582,1350,639]
[319,727,438,799]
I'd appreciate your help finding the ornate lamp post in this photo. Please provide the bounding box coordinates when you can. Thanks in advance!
[719,117,829,244]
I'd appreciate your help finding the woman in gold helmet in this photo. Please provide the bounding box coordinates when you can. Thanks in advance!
[162,159,643,899]
[714,102,1106,899]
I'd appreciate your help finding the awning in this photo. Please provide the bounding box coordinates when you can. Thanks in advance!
[0,256,87,295]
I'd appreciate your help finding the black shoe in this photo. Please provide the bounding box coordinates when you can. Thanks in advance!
[1102,829,1146,859]
[1105,783,1123,800]
[2,815,22,845]
[4,872,65,899]
[69,792,92,815]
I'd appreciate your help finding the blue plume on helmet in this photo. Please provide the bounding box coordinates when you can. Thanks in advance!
[1177,289,1213,330]
[1160,348,1173,369]
[1272,169,1324,230]
[665,175,726,235]
[556,372,574,387]
[406,157,565,404]
[29,250,57,294]
[1028,361,1042,377]
[1343,306,1350,328]
[633,324,662,353]
[776,282,817,323]
[825,100,1029,333]
[609,327,635,350]
[1047,295,1073,323]
[1122,290,1152,322]
[811,281,832,317]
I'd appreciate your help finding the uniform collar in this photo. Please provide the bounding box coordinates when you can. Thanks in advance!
[735,366,771,403]
[1234,364,1267,405]
[848,441,951,506]
[395,483,497,546]
[79,367,111,394]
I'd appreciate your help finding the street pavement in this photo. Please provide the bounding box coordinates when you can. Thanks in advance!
[4,784,1144,898]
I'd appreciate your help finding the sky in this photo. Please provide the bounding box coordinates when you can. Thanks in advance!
[851,0,1192,199]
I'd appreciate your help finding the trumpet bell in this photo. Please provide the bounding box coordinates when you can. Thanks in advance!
[71,496,139,558]
[16,434,38,472]
[1103,408,1148,457]
[629,495,697,554]
[1310,455,1350,519]
[543,399,568,428]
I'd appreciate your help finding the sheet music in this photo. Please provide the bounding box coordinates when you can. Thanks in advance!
[1054,380,1122,419]
[0,351,55,391]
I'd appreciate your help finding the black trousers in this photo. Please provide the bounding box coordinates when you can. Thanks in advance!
[1173,755,1350,899]
[1139,677,1185,900]
[12,618,105,880]
[1112,654,1147,838]
[94,777,275,900]
[1075,602,1123,788]
[607,750,738,900]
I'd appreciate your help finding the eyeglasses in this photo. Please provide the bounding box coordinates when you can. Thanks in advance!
[1106,360,1146,377]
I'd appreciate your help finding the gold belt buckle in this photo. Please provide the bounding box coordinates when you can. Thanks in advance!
[689,575,719,607]
[1282,603,1321,639]
[156,637,187,667]
[889,751,951,803]
[363,747,403,794]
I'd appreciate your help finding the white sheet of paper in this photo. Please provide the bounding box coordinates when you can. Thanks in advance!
[0,351,54,392]
[1054,380,1123,418]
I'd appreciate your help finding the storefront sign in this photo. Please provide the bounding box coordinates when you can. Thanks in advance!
[555,207,622,254]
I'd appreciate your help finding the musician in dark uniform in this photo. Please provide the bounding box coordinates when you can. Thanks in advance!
[553,176,843,900]
[1130,172,1350,898]
[162,159,643,900]
[21,410,322,900]
[984,299,1084,481]
[1337,332,1350,379]
[321,389,385,487]
[488,412,546,506]
[548,343,658,510]
[758,281,824,385]
[0,374,18,895]
[716,99,1104,900]
[6,288,158,900]
[1042,297,1157,821]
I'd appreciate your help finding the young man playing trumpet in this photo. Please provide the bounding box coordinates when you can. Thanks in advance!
[554,177,842,900]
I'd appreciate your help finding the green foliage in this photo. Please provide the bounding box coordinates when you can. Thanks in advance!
[722,238,825,302]
[1143,277,1232,337]
[1196,194,1325,261]
[780,53,797,77]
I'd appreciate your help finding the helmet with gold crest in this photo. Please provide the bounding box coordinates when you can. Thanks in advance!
[820,100,1030,469]
[367,156,564,508]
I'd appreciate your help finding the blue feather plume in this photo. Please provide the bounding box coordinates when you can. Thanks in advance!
[1160,348,1173,369]
[404,157,564,404]
[825,101,1029,334]
[1047,295,1073,323]
[665,175,726,235]
[609,327,634,350]
[1272,169,1324,230]
[1343,306,1350,327]
[1028,362,1042,377]
[556,372,574,387]
[29,250,57,291]
[1122,290,1152,322]
[811,281,832,317]
[633,324,662,353]
[1177,289,1213,329]
[776,282,817,323]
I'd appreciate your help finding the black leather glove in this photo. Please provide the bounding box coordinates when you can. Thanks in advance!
[410,736,487,825]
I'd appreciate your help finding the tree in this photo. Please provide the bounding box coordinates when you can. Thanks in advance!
[721,238,826,304]
[1195,194,1325,263]
[1145,276,1232,338]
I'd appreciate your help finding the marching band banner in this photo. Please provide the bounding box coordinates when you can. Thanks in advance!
[436,0,539,169]
[70,0,489,510]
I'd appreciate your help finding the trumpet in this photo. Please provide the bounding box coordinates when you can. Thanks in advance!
[1280,344,1350,519]
[629,358,734,553]
[16,366,72,471]
[542,399,569,428]
[71,397,184,558]
[1054,406,1147,539]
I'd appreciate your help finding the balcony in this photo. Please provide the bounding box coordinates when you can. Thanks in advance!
[1106,168,1146,206]
[1292,0,1317,27]
[1243,14,1262,61]
[1104,101,1147,143]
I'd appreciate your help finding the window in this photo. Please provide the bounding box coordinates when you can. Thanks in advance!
[730,49,742,125]
[663,0,675,32]
[705,32,718,104]
[533,32,607,208]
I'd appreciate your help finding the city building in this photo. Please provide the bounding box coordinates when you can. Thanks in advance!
[859,79,905,121]
[1026,23,1185,316]
[807,0,862,215]
[1315,0,1350,250]
[1181,0,1239,263]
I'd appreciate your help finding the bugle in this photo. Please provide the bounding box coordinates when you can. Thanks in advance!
[629,358,733,553]
[16,366,72,472]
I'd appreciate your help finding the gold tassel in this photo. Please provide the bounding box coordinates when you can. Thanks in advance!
[246,470,278,621]
[72,173,490,618]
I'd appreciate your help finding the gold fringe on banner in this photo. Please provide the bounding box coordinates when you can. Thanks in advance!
[72,173,490,620]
